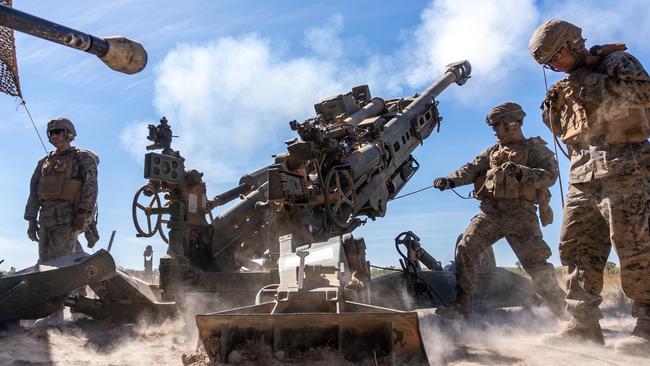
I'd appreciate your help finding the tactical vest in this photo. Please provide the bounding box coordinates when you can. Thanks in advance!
[37,150,82,202]
[544,55,650,146]
[473,139,541,202]
[544,76,590,145]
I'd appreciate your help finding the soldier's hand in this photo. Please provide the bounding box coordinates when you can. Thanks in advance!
[433,177,455,191]
[27,219,39,242]
[71,214,87,232]
[501,162,523,179]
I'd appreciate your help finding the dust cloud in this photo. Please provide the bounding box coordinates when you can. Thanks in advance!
[0,285,645,365]
[418,302,640,365]
[0,314,196,365]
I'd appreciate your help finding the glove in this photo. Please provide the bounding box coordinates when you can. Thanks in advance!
[579,72,608,104]
[433,177,455,191]
[501,162,523,179]
[27,219,39,242]
[71,213,88,232]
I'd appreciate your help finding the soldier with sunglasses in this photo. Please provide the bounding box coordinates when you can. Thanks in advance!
[24,118,99,263]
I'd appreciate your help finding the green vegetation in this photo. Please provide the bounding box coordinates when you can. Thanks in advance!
[0,267,16,276]
[605,261,619,274]
[370,266,399,279]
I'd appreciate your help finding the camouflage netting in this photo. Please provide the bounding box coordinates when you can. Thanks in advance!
[0,0,21,97]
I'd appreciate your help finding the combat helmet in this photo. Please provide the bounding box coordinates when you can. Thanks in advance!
[47,117,76,141]
[529,19,585,65]
[486,102,525,127]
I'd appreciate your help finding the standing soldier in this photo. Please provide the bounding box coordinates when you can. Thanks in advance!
[433,102,567,319]
[24,118,99,322]
[529,19,650,356]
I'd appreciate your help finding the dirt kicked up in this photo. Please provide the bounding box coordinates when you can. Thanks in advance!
[0,310,641,365]
[0,281,643,365]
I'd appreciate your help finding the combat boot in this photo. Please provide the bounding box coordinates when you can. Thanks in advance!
[541,316,605,345]
[614,318,650,357]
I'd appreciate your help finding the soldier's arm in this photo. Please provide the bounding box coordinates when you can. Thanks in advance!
[541,83,568,138]
[24,160,43,220]
[590,52,650,108]
[518,141,558,189]
[77,152,99,213]
[446,148,491,187]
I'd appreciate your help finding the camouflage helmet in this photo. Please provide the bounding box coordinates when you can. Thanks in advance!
[47,117,76,141]
[486,102,525,126]
[529,19,585,64]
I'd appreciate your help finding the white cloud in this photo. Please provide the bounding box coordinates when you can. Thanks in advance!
[304,14,344,59]
[142,33,355,185]
[119,120,150,162]
[405,0,539,97]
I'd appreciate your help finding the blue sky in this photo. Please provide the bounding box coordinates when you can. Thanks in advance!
[1,0,648,271]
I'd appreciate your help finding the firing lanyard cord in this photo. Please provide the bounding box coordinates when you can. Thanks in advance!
[393,185,434,199]
[19,97,48,153]
[393,184,473,200]
[542,67,566,207]
[450,187,473,200]
[393,184,477,201]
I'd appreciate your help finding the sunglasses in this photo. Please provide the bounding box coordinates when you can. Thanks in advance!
[47,129,66,137]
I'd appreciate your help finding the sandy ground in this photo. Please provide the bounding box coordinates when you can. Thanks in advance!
[0,308,643,365]
[419,308,641,366]
[0,280,645,365]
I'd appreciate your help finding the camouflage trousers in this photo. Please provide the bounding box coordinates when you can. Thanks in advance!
[38,222,80,263]
[560,175,650,320]
[455,199,566,310]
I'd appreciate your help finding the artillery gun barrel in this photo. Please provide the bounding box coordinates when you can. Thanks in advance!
[341,60,471,127]
[0,4,147,74]
[0,4,109,56]
[403,60,471,115]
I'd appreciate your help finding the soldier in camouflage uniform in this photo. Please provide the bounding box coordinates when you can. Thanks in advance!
[433,102,567,319]
[24,118,99,263]
[529,19,650,356]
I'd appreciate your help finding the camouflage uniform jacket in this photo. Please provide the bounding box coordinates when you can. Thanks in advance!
[24,147,99,224]
[446,137,558,202]
[542,51,650,183]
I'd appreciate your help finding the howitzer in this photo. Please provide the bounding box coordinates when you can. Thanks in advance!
[131,61,470,299]
[0,3,147,74]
